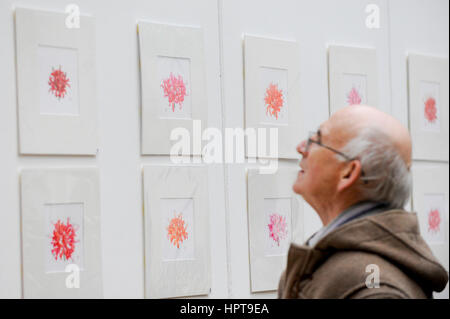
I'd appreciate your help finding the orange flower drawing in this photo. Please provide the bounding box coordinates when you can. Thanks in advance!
[167,213,188,248]
[264,83,284,119]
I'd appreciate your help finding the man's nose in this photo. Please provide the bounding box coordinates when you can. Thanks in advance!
[297,140,308,157]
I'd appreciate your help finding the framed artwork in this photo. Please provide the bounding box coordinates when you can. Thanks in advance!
[411,165,449,271]
[20,168,102,298]
[15,7,97,155]
[408,54,449,161]
[143,165,211,298]
[243,35,302,159]
[247,168,302,292]
[138,22,207,155]
[328,45,378,115]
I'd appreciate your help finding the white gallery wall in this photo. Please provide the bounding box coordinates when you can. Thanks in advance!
[0,0,448,298]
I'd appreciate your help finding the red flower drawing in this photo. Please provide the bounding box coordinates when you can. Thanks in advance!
[347,87,362,105]
[264,83,284,119]
[167,213,188,248]
[428,209,441,234]
[424,97,437,123]
[48,66,71,99]
[161,73,188,112]
[51,218,77,261]
[268,213,288,246]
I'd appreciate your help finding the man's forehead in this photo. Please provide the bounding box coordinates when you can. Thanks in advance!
[318,121,331,136]
[319,116,353,145]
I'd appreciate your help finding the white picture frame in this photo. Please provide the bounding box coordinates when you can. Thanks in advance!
[20,168,103,298]
[328,45,378,115]
[138,22,207,155]
[411,165,449,271]
[408,54,449,161]
[247,168,302,292]
[143,165,211,298]
[15,7,97,155]
[244,35,302,159]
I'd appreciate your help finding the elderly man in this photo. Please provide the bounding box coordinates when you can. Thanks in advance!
[278,105,448,299]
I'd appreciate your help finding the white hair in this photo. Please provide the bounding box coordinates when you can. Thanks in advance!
[337,127,411,209]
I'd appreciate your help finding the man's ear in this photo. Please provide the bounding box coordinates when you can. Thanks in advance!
[337,160,362,192]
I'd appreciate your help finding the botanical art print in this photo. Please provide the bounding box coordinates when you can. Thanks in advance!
[260,67,289,125]
[48,66,71,99]
[267,213,288,246]
[167,212,189,249]
[420,81,441,132]
[38,45,79,116]
[264,198,291,256]
[265,83,284,120]
[422,193,446,244]
[428,208,441,234]
[50,217,78,261]
[45,203,84,273]
[347,86,362,105]
[157,56,192,119]
[161,198,195,261]
[343,73,367,107]
[161,73,188,112]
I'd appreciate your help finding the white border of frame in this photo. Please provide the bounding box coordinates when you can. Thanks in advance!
[21,168,103,298]
[328,45,378,115]
[15,7,98,155]
[138,22,208,155]
[247,167,303,292]
[244,35,302,159]
[143,165,211,298]
[408,54,449,161]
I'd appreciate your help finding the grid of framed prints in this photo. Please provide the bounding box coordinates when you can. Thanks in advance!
[10,5,449,300]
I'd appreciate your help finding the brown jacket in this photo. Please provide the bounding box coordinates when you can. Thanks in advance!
[278,209,448,299]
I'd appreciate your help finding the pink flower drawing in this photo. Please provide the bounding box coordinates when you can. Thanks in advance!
[424,97,437,123]
[347,87,362,105]
[161,72,188,112]
[428,209,441,234]
[268,213,288,246]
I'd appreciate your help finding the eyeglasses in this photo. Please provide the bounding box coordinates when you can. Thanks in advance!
[305,130,368,184]
[305,130,354,160]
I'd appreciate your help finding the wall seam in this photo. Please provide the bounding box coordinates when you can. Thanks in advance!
[216,0,233,298]
[386,0,394,116]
